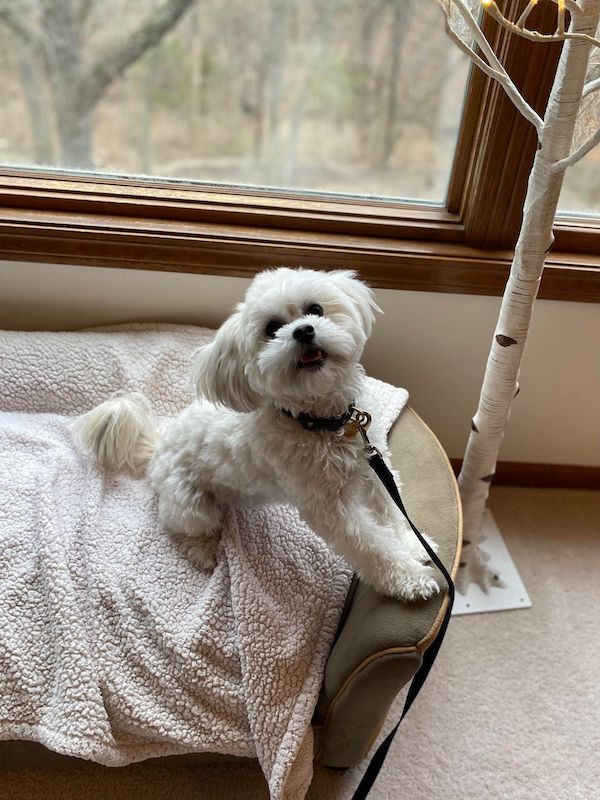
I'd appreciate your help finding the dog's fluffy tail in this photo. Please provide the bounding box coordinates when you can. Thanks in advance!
[73,392,157,473]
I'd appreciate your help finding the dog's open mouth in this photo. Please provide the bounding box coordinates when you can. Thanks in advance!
[297,347,327,369]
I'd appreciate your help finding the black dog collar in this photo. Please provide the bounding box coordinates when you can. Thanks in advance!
[281,404,354,433]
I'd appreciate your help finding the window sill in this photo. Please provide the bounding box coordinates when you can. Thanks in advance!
[0,172,598,303]
[1,207,599,303]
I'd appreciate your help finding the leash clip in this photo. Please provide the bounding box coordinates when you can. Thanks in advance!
[349,406,381,458]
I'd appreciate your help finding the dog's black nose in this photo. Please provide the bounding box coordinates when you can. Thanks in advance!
[293,324,315,343]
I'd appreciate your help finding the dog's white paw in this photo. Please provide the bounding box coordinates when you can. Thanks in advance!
[388,562,440,602]
[399,566,440,602]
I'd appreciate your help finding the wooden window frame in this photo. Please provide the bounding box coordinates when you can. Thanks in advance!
[0,0,598,303]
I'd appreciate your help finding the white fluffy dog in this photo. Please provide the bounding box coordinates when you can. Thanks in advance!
[76,267,438,601]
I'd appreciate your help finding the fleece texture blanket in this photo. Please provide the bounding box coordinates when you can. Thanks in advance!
[0,323,408,799]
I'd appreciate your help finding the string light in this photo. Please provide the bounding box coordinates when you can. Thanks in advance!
[479,0,600,45]
[557,0,566,34]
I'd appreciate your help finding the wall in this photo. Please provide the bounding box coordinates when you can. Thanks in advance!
[1,260,598,466]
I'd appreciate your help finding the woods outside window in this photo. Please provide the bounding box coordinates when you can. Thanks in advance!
[0,0,598,302]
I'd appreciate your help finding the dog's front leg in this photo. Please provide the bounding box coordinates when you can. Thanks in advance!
[301,498,439,602]
[369,467,440,565]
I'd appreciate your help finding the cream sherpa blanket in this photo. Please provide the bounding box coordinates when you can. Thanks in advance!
[0,323,408,799]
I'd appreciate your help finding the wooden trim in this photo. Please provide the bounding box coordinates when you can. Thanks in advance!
[0,172,462,242]
[1,207,599,301]
[448,0,564,249]
[554,216,600,255]
[450,459,600,489]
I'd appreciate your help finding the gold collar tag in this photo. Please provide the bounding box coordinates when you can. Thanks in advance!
[343,419,360,438]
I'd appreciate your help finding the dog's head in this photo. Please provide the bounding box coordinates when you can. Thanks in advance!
[193,267,380,413]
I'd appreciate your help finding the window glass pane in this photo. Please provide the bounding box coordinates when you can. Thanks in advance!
[558,36,600,217]
[0,0,472,204]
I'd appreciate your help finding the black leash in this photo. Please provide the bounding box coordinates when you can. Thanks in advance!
[348,408,456,800]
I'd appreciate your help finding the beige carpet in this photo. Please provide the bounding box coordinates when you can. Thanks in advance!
[1,486,598,800]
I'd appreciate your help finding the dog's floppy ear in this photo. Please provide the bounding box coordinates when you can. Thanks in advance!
[329,270,381,338]
[193,311,261,413]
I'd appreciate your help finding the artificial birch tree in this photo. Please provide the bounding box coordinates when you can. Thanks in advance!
[436,0,600,592]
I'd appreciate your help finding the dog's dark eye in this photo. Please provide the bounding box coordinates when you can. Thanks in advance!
[306,303,323,317]
[265,320,283,339]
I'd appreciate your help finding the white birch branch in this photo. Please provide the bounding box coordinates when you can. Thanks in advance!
[552,123,600,169]
[516,1,538,28]
[583,74,600,95]
[516,0,579,28]
[482,0,600,47]
[437,0,544,134]
[452,0,505,67]
[560,1,584,15]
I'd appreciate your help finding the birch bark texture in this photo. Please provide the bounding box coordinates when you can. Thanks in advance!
[437,0,600,593]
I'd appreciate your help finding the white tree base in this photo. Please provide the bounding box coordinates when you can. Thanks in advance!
[453,510,532,616]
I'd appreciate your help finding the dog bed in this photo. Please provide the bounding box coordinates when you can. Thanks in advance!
[0,323,408,800]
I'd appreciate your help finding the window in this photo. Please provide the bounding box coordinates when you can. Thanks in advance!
[0,0,598,303]
[558,46,600,216]
[0,0,470,204]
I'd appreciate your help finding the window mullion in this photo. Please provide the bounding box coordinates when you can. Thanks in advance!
[447,0,563,250]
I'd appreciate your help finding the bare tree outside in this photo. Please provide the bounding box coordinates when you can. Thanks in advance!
[0,0,472,200]
[0,0,195,169]
[0,0,598,210]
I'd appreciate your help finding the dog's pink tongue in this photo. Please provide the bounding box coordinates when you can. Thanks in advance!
[300,348,322,364]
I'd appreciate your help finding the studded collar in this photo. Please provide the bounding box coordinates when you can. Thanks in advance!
[281,404,354,433]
